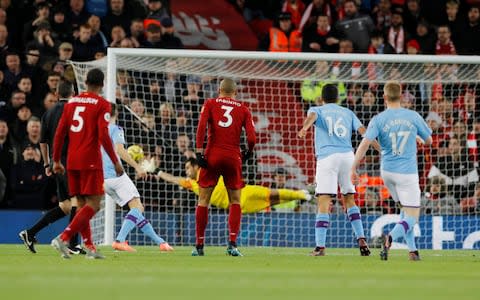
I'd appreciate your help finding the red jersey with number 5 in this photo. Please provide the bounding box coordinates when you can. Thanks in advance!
[196,97,256,154]
[52,92,118,170]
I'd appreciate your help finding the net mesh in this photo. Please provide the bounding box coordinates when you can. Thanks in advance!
[71,51,480,250]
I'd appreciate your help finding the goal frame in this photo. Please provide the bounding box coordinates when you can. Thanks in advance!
[102,47,480,245]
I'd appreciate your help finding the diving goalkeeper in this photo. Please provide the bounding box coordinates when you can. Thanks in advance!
[156,157,312,213]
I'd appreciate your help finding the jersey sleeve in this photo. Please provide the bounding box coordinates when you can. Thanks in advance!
[415,112,433,141]
[364,116,379,140]
[196,100,210,150]
[98,102,118,165]
[179,178,200,195]
[111,126,126,146]
[307,107,321,126]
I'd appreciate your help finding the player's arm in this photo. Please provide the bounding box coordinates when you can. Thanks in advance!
[298,111,317,138]
[115,143,146,178]
[40,143,52,176]
[156,170,185,186]
[245,108,256,152]
[98,104,122,175]
[351,137,374,184]
[52,110,68,174]
[357,126,381,152]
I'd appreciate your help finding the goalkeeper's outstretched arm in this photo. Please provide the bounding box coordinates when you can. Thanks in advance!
[156,170,183,186]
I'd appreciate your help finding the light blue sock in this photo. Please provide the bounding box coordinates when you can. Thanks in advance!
[315,213,329,248]
[347,206,365,239]
[403,216,418,251]
[137,216,165,245]
[116,208,142,242]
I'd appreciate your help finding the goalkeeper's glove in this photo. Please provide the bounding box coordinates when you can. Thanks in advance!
[242,149,253,163]
[196,153,208,168]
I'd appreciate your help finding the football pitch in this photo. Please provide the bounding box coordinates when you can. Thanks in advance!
[0,245,478,300]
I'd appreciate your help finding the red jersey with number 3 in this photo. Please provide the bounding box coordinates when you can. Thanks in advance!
[196,97,256,155]
[53,92,118,170]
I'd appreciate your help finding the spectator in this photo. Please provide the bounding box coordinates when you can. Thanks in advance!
[414,20,435,54]
[444,0,462,48]
[334,0,374,53]
[386,7,410,54]
[156,102,178,147]
[72,23,104,61]
[109,25,126,47]
[88,14,108,49]
[403,0,422,36]
[160,17,183,49]
[24,116,42,159]
[23,45,46,94]
[457,5,480,55]
[49,5,72,43]
[102,0,134,36]
[129,18,145,46]
[26,21,59,67]
[459,183,480,214]
[164,133,191,175]
[455,89,478,127]
[0,90,26,124]
[42,91,58,113]
[0,119,14,207]
[371,0,392,32]
[428,136,478,200]
[0,24,10,70]
[180,75,204,124]
[406,39,420,54]
[0,69,10,104]
[144,0,170,28]
[422,176,458,215]
[258,12,302,52]
[355,89,379,126]
[66,0,91,34]
[10,104,32,146]
[299,0,337,32]
[435,25,457,55]
[22,2,50,46]
[302,14,338,53]
[141,23,162,48]
[3,52,28,92]
[39,71,61,101]
[9,142,47,209]
[281,0,305,30]
[160,60,184,103]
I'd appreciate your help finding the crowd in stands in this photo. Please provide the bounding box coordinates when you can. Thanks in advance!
[0,0,479,215]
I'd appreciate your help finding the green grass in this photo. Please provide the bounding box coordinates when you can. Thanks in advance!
[0,245,479,300]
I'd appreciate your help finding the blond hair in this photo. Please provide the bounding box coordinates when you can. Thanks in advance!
[384,80,402,102]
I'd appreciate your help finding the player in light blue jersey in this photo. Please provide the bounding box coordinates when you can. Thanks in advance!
[351,81,432,261]
[298,84,372,257]
[102,103,173,252]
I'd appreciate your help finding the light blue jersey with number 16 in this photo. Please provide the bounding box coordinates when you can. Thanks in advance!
[365,108,432,174]
[308,103,362,160]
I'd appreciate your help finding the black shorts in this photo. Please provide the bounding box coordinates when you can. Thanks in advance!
[55,173,70,202]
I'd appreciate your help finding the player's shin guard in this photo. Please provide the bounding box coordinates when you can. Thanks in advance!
[347,206,365,239]
[228,203,241,245]
[69,206,81,248]
[195,205,208,246]
[60,205,95,243]
[315,213,329,248]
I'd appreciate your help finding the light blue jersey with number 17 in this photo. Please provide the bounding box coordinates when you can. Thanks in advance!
[365,108,432,174]
[308,103,362,159]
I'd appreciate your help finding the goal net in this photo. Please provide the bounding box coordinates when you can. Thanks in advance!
[70,49,480,250]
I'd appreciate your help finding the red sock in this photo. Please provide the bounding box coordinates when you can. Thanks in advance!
[80,222,95,251]
[195,205,208,246]
[228,203,242,244]
[60,205,95,242]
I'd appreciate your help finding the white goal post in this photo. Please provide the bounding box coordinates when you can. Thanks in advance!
[70,48,480,249]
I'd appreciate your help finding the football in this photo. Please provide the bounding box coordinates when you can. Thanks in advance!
[127,144,144,162]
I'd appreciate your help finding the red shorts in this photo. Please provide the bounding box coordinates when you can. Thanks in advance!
[68,169,104,196]
[198,151,244,190]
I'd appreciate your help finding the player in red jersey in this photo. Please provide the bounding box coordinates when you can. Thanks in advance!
[193,78,256,257]
[50,68,123,259]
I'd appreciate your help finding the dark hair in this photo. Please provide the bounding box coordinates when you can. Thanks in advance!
[57,80,73,98]
[85,68,104,87]
[322,84,338,103]
[110,102,117,116]
[185,157,198,166]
